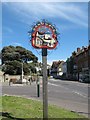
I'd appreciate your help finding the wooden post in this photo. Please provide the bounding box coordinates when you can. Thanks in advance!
[42,48,48,119]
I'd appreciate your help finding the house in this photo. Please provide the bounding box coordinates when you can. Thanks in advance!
[35,36,43,47]
[75,46,90,81]
[66,45,90,81]
[51,60,64,77]
[57,61,64,76]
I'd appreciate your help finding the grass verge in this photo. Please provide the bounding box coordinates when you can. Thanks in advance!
[0,95,89,119]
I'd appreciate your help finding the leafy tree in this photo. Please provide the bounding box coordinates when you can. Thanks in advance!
[2,60,21,75]
[66,57,74,79]
[2,46,38,64]
[2,46,38,75]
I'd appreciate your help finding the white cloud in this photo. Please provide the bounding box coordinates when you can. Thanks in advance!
[47,60,53,65]
[40,3,88,27]
[3,2,88,28]
[6,42,22,46]
[3,27,13,33]
[1,0,89,2]
[11,42,22,46]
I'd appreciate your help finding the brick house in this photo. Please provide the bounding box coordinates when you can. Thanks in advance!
[67,45,90,81]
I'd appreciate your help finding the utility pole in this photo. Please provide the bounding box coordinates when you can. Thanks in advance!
[42,48,48,119]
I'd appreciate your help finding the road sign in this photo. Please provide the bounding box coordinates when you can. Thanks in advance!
[31,21,58,49]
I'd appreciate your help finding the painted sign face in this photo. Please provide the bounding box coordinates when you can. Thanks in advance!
[31,21,58,49]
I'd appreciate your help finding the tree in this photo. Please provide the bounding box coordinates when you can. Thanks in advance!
[2,46,38,64]
[66,57,74,79]
[2,46,38,75]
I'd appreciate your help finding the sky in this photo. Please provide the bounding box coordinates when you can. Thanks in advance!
[1,2,88,65]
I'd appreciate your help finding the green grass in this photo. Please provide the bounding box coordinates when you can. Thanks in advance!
[0,96,2,120]
[0,95,88,119]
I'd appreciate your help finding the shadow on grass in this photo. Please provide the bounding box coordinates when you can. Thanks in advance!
[0,112,25,120]
[0,112,90,120]
[71,110,90,115]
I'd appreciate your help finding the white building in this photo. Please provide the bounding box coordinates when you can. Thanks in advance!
[0,70,4,82]
[57,61,64,76]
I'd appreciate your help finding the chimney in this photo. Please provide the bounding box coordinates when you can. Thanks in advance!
[77,48,80,52]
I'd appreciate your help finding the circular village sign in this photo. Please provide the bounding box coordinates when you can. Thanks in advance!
[31,20,58,49]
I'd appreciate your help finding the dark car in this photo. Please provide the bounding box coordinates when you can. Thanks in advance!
[79,75,90,83]
[53,75,61,79]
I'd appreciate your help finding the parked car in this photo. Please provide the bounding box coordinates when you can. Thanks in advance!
[79,74,90,83]
[82,75,90,83]
[53,75,61,79]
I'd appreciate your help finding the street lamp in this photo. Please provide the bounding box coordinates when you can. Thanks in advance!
[29,68,31,76]
[21,61,24,82]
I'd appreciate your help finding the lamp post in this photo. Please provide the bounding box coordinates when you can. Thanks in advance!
[29,69,31,76]
[35,64,40,97]
[21,61,24,82]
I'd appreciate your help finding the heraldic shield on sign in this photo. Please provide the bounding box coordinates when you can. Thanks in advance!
[30,21,58,49]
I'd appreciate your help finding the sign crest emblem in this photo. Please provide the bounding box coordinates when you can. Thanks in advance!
[30,20,58,49]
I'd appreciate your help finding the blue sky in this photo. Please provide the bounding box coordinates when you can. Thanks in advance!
[2,2,88,64]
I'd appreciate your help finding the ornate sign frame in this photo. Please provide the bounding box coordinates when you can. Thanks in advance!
[30,21,58,49]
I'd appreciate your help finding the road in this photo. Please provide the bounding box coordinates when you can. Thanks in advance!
[1,78,89,117]
[48,79,89,117]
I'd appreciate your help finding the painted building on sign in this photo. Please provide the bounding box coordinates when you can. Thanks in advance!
[29,20,59,49]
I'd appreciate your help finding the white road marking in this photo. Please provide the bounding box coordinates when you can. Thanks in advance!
[72,91,88,98]
[48,82,70,90]
[48,82,60,87]
[49,79,88,87]
[48,82,88,98]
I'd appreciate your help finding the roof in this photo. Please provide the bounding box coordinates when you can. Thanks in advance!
[72,45,90,57]
[52,60,64,68]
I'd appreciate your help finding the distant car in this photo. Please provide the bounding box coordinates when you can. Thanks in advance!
[82,75,90,83]
[50,76,53,79]
[79,76,83,82]
[79,75,90,83]
[53,75,61,79]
